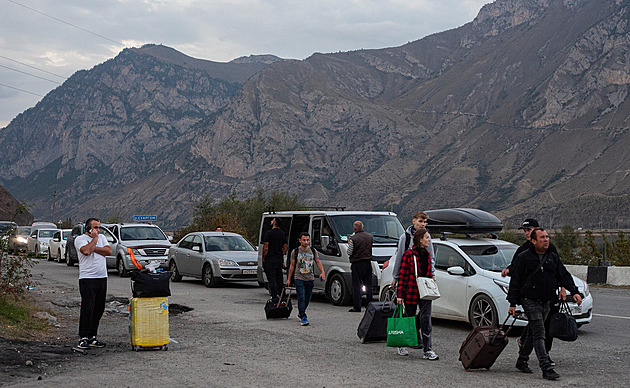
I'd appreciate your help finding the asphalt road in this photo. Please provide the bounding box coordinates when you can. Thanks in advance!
[6,259,630,387]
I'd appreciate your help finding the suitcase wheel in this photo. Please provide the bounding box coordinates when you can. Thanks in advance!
[132,345,140,352]
[359,337,365,344]
[465,369,470,372]
[161,345,168,351]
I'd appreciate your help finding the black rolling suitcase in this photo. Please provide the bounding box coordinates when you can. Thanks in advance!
[459,315,516,370]
[265,287,293,319]
[357,301,396,343]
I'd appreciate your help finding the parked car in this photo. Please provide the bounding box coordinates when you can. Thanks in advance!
[64,224,118,267]
[1,221,18,251]
[27,228,59,256]
[48,229,71,262]
[257,210,404,305]
[169,231,258,287]
[8,226,31,253]
[107,223,170,277]
[379,236,593,328]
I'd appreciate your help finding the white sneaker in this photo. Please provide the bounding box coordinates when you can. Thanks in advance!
[423,350,439,360]
[397,347,409,356]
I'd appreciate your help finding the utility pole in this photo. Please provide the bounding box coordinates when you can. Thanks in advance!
[52,191,56,224]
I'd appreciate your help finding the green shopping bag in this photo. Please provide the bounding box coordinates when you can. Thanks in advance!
[386,304,418,347]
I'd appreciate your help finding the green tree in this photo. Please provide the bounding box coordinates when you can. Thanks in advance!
[498,226,526,246]
[0,201,34,300]
[612,231,630,266]
[575,230,601,266]
[554,225,578,263]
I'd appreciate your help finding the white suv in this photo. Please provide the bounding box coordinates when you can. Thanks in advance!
[106,223,172,277]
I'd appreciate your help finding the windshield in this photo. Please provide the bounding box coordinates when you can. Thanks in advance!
[460,244,517,271]
[39,229,57,238]
[0,222,16,233]
[204,235,255,252]
[120,226,167,241]
[17,227,31,236]
[329,215,404,244]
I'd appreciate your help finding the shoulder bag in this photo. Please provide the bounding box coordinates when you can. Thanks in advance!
[414,255,440,300]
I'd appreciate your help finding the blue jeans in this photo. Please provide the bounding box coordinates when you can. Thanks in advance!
[295,279,314,319]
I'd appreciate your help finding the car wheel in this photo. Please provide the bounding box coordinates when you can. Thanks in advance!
[202,263,216,288]
[257,281,265,288]
[469,294,498,328]
[117,257,129,277]
[66,253,74,266]
[57,249,64,263]
[169,261,182,282]
[328,273,351,306]
[380,285,396,302]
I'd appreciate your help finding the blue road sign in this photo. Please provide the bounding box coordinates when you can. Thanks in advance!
[133,215,157,222]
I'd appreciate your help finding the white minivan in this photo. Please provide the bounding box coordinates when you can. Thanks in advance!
[257,210,404,305]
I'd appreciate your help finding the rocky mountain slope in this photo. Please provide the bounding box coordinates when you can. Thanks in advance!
[1,0,629,229]
[0,184,33,225]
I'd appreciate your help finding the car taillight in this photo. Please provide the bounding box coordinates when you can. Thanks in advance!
[382,260,389,270]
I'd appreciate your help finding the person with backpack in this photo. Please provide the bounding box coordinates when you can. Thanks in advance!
[391,212,435,289]
[286,232,325,326]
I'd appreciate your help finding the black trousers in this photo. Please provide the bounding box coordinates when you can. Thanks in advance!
[351,260,373,311]
[519,299,560,352]
[264,264,284,299]
[79,277,107,339]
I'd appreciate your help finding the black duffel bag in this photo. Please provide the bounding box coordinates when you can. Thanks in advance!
[130,270,171,297]
[548,300,578,341]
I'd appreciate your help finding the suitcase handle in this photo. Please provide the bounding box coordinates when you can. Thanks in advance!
[491,313,520,343]
[276,287,293,308]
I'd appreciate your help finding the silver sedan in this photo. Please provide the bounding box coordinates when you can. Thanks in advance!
[168,231,258,287]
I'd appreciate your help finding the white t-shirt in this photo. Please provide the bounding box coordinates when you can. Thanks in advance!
[75,234,109,279]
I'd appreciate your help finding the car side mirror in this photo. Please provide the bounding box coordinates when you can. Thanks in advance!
[53,237,60,242]
[168,235,173,242]
[447,266,466,276]
[106,236,114,243]
[321,236,330,248]
[192,245,201,252]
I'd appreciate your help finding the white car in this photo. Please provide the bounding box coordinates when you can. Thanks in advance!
[48,229,71,262]
[27,228,59,257]
[379,236,593,328]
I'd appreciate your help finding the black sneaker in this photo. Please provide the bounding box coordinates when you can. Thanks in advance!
[77,338,90,349]
[516,361,533,374]
[548,357,556,367]
[348,308,361,313]
[88,337,106,348]
[543,369,560,380]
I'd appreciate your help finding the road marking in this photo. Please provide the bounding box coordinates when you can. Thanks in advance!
[593,313,630,320]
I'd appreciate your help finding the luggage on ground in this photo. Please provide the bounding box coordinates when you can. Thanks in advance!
[264,287,293,319]
[549,300,578,341]
[357,301,396,343]
[459,315,516,370]
[386,304,419,348]
[130,270,171,298]
[129,297,169,351]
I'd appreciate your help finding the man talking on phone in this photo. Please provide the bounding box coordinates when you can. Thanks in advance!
[74,218,111,350]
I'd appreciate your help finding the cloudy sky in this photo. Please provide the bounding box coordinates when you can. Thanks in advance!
[0,0,490,128]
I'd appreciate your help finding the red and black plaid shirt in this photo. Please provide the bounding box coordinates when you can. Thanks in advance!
[397,248,432,305]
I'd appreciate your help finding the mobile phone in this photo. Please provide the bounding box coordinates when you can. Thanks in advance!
[86,224,91,234]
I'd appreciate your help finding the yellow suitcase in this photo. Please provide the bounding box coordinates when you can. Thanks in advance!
[129,297,169,351]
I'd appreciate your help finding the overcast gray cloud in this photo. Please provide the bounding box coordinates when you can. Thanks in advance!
[0,0,490,127]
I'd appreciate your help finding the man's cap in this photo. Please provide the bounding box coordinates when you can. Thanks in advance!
[518,218,539,229]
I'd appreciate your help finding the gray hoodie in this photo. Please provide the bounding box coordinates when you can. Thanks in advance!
[392,225,435,280]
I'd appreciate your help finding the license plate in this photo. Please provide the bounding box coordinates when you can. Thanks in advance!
[570,305,582,315]
[242,269,257,275]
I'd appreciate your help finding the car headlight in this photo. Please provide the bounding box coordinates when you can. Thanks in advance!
[164,248,169,256]
[493,279,510,294]
[582,282,590,297]
[218,259,238,267]
[130,248,142,256]
[17,236,28,243]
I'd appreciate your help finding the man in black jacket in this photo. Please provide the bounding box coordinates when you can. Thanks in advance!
[347,221,373,313]
[508,228,583,380]
[502,219,565,365]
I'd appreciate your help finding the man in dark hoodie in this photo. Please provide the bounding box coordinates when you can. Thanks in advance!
[508,228,583,381]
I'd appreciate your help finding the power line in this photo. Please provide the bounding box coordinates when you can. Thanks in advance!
[0,63,62,84]
[0,82,44,97]
[6,0,124,47]
[0,55,66,79]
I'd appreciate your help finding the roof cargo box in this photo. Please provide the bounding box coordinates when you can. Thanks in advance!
[425,208,503,234]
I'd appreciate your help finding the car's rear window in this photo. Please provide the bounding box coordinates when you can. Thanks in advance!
[460,244,517,271]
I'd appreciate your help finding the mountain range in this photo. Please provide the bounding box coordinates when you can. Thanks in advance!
[1,0,629,230]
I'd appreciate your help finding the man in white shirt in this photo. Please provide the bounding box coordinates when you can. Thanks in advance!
[74,218,111,349]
